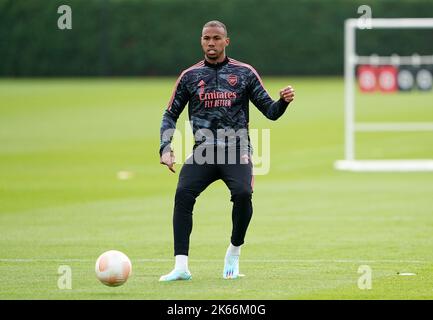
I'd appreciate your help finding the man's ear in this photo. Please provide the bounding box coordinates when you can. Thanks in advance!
[225,37,230,47]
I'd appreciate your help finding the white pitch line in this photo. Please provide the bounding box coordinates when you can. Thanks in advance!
[0,258,430,264]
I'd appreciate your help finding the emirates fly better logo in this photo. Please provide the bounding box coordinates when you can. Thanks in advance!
[198,80,237,108]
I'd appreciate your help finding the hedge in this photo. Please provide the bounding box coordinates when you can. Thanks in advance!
[0,0,432,76]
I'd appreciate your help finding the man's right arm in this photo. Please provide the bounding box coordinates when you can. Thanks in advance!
[159,73,190,156]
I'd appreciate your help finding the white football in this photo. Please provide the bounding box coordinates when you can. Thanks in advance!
[95,250,132,287]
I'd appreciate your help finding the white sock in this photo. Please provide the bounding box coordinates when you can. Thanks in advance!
[226,243,241,256]
[174,255,188,271]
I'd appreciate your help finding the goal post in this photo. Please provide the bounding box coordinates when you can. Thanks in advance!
[335,18,433,172]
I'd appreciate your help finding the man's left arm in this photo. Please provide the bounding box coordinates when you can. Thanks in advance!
[248,70,295,120]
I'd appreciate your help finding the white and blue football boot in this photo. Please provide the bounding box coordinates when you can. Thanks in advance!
[223,254,241,279]
[159,269,192,282]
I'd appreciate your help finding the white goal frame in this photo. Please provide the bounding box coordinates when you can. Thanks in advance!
[335,18,433,172]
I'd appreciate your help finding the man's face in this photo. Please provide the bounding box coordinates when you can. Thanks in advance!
[201,26,229,61]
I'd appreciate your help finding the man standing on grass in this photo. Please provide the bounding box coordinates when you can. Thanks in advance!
[159,20,295,281]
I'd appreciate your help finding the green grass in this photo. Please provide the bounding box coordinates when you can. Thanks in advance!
[0,77,432,299]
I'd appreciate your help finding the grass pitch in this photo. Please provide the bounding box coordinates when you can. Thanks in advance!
[0,77,432,299]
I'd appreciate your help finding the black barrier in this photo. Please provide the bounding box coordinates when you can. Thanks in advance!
[416,66,433,91]
[359,64,433,93]
[397,66,416,92]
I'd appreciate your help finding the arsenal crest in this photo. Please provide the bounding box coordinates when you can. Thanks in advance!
[227,74,238,86]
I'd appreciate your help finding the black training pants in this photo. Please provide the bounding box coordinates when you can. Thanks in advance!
[173,147,254,256]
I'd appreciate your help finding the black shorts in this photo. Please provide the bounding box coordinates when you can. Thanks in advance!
[177,146,254,198]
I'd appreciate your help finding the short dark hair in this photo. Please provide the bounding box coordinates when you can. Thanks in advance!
[203,20,227,36]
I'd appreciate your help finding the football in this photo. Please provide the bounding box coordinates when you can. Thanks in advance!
[95,250,132,287]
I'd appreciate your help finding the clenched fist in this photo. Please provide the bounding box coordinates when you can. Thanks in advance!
[160,150,176,173]
[279,85,295,103]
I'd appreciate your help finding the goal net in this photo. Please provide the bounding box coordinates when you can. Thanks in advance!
[335,18,433,172]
